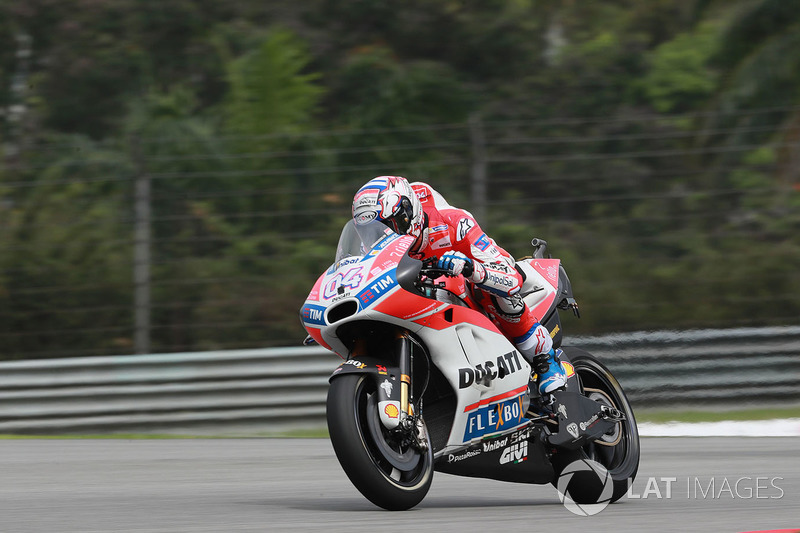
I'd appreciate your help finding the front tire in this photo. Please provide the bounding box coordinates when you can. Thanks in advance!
[327,374,433,510]
[552,347,640,504]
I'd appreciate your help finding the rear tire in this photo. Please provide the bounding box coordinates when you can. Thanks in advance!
[327,374,433,510]
[551,348,640,504]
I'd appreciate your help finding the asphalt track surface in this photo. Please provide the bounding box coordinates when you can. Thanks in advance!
[1,437,798,533]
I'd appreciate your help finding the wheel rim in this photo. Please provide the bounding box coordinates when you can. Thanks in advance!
[352,376,432,488]
[576,362,637,475]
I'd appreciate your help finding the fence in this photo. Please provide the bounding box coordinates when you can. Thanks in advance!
[3,107,800,359]
[1,327,799,435]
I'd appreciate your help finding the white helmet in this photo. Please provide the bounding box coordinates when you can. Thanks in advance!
[352,176,425,238]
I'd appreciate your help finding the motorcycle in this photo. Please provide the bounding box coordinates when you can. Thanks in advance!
[300,219,639,511]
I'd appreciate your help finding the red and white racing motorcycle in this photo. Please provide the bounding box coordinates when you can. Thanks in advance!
[300,220,639,510]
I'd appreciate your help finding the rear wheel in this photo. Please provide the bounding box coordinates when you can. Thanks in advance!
[327,374,433,510]
[551,348,639,504]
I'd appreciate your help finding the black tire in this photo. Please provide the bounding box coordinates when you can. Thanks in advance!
[326,374,434,510]
[551,347,640,504]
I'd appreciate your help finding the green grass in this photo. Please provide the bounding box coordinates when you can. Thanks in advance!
[0,433,211,440]
[0,429,331,439]
[635,406,800,424]
[2,408,798,439]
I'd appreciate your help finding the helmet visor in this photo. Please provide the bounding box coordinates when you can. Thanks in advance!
[381,198,413,235]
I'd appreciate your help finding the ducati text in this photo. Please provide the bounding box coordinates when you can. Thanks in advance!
[458,351,523,388]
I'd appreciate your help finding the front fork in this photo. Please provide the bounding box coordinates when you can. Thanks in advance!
[395,333,428,452]
[398,333,412,420]
[346,333,428,451]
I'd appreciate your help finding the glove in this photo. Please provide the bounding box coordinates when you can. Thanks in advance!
[437,251,472,277]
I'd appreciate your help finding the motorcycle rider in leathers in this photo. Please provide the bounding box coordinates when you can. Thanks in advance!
[352,175,567,395]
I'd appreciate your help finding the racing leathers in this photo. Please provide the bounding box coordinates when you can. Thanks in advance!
[409,182,566,394]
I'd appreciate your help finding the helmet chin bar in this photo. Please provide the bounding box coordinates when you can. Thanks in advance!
[384,197,414,235]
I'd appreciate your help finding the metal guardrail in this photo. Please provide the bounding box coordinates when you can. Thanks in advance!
[0,347,338,435]
[1,327,799,435]
[575,326,800,405]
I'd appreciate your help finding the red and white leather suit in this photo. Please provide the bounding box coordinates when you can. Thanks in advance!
[409,182,553,359]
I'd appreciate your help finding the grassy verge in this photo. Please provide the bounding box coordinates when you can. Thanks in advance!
[0,433,210,440]
[2,409,799,439]
[635,406,800,424]
[0,429,331,439]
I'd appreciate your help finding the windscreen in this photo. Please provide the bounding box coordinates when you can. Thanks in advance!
[334,219,395,263]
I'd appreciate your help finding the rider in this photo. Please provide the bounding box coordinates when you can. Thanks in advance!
[351,175,567,395]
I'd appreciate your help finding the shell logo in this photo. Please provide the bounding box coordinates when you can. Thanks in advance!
[562,362,576,378]
[384,404,399,418]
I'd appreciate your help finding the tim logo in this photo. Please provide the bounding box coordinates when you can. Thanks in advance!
[499,441,528,465]
[301,304,326,325]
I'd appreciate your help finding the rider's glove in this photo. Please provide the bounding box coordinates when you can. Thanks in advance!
[437,251,472,277]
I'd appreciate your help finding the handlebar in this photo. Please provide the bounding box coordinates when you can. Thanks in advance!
[530,238,548,259]
[419,256,473,279]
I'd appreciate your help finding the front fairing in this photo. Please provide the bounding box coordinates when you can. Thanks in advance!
[300,229,433,355]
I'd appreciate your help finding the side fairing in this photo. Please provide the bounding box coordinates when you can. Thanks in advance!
[517,258,560,320]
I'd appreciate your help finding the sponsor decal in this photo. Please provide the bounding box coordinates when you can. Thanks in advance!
[390,238,413,259]
[579,413,600,431]
[489,261,512,274]
[457,218,474,240]
[430,236,452,250]
[355,211,377,224]
[535,260,559,282]
[380,379,393,396]
[384,404,399,418]
[403,301,440,320]
[366,233,401,256]
[447,449,481,463]
[430,224,448,232]
[356,270,397,308]
[474,233,491,251]
[458,351,523,388]
[354,188,379,206]
[301,303,326,326]
[483,437,509,452]
[376,365,388,375]
[510,427,532,444]
[549,324,561,338]
[562,361,576,378]
[499,441,529,465]
[463,393,526,440]
[557,403,568,419]
[566,423,580,439]
[486,272,515,289]
[341,359,366,369]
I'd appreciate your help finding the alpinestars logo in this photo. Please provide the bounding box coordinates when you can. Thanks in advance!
[499,441,528,465]
[457,218,474,240]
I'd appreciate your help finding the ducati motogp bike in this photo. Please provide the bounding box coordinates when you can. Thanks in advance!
[300,219,639,510]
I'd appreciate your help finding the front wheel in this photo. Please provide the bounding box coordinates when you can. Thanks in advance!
[327,374,433,510]
[551,347,640,504]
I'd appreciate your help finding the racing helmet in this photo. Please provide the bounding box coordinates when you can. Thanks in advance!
[352,176,425,238]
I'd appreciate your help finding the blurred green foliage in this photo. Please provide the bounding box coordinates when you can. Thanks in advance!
[0,0,798,359]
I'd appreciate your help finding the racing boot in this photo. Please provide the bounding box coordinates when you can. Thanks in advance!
[514,322,566,395]
[530,349,567,395]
